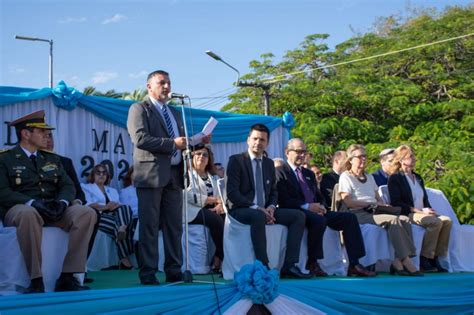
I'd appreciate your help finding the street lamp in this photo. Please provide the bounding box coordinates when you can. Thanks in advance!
[15,35,54,88]
[206,50,272,116]
[205,50,240,85]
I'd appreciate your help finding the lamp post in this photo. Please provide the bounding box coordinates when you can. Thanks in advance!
[206,50,271,116]
[15,35,53,88]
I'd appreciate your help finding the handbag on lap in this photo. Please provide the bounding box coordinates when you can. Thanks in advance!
[366,204,402,216]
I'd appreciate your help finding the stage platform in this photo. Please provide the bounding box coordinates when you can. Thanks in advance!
[0,270,473,314]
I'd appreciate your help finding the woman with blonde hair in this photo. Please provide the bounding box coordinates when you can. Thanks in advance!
[339,144,422,276]
[387,145,452,272]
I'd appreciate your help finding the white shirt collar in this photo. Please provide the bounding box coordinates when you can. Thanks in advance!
[288,161,299,172]
[247,149,262,161]
[20,146,36,158]
[149,96,166,109]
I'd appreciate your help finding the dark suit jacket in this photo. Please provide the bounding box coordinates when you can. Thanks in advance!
[320,170,339,207]
[60,156,86,204]
[276,162,327,209]
[127,96,185,189]
[388,171,431,216]
[372,168,389,187]
[226,152,277,210]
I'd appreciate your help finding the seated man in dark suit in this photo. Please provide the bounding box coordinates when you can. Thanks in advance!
[43,130,99,283]
[372,148,395,187]
[226,124,309,279]
[320,150,347,207]
[276,138,376,277]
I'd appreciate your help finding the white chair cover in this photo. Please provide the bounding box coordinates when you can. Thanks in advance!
[222,214,347,280]
[358,224,392,268]
[182,224,215,274]
[426,188,474,272]
[372,185,426,271]
[87,231,120,271]
[0,224,71,294]
[222,214,288,280]
[296,229,348,276]
[133,222,214,274]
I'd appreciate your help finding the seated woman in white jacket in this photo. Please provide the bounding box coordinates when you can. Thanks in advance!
[82,164,134,269]
[119,166,138,219]
[186,144,225,273]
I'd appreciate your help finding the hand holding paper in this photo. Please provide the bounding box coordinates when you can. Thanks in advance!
[190,116,218,144]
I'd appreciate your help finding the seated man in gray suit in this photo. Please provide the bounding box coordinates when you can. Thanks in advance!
[226,123,310,279]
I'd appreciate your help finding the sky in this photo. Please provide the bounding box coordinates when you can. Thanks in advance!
[1,0,471,111]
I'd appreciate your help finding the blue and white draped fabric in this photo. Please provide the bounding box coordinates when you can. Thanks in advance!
[0,81,294,143]
[0,266,473,314]
[0,82,293,188]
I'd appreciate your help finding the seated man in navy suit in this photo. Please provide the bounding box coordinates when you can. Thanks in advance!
[276,138,376,277]
[372,148,395,187]
[320,150,347,207]
[226,124,309,279]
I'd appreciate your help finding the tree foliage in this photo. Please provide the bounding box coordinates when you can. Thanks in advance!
[223,5,474,223]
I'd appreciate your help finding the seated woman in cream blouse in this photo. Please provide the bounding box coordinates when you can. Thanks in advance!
[185,144,225,273]
[81,164,134,269]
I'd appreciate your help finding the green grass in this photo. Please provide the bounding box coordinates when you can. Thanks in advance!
[87,270,232,290]
[86,269,473,290]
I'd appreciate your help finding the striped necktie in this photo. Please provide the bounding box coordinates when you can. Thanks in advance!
[162,105,177,158]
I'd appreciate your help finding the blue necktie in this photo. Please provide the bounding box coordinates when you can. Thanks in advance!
[255,159,265,208]
[162,105,177,158]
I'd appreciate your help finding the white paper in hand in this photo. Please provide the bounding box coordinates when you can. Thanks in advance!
[190,116,218,145]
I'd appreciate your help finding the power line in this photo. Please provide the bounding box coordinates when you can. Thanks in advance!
[193,89,237,108]
[262,32,474,84]
[190,86,236,100]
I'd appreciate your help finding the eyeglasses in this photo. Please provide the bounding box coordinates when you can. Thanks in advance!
[95,170,108,175]
[352,154,367,159]
[194,152,209,158]
[288,149,307,155]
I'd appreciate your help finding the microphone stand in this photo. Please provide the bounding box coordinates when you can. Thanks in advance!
[166,95,224,286]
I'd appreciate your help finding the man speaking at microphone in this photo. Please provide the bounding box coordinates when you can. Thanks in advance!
[127,70,209,285]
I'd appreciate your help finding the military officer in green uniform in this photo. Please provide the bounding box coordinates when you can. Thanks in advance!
[0,110,97,293]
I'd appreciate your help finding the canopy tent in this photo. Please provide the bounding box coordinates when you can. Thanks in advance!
[0,81,295,187]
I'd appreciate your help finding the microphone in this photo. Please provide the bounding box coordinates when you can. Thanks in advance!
[168,92,189,99]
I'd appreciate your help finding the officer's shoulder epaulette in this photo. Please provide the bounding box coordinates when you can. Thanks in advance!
[0,148,12,154]
[39,149,62,159]
[39,149,58,155]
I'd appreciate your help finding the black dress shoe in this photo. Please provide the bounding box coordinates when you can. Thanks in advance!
[432,257,448,273]
[24,277,45,294]
[280,266,312,279]
[403,266,424,277]
[306,261,328,277]
[347,264,377,277]
[140,275,160,285]
[420,256,437,273]
[84,272,94,283]
[55,274,91,292]
[390,264,409,276]
[84,277,94,283]
[165,272,183,283]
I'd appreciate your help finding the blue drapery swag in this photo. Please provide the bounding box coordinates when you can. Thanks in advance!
[0,273,473,314]
[0,81,295,143]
